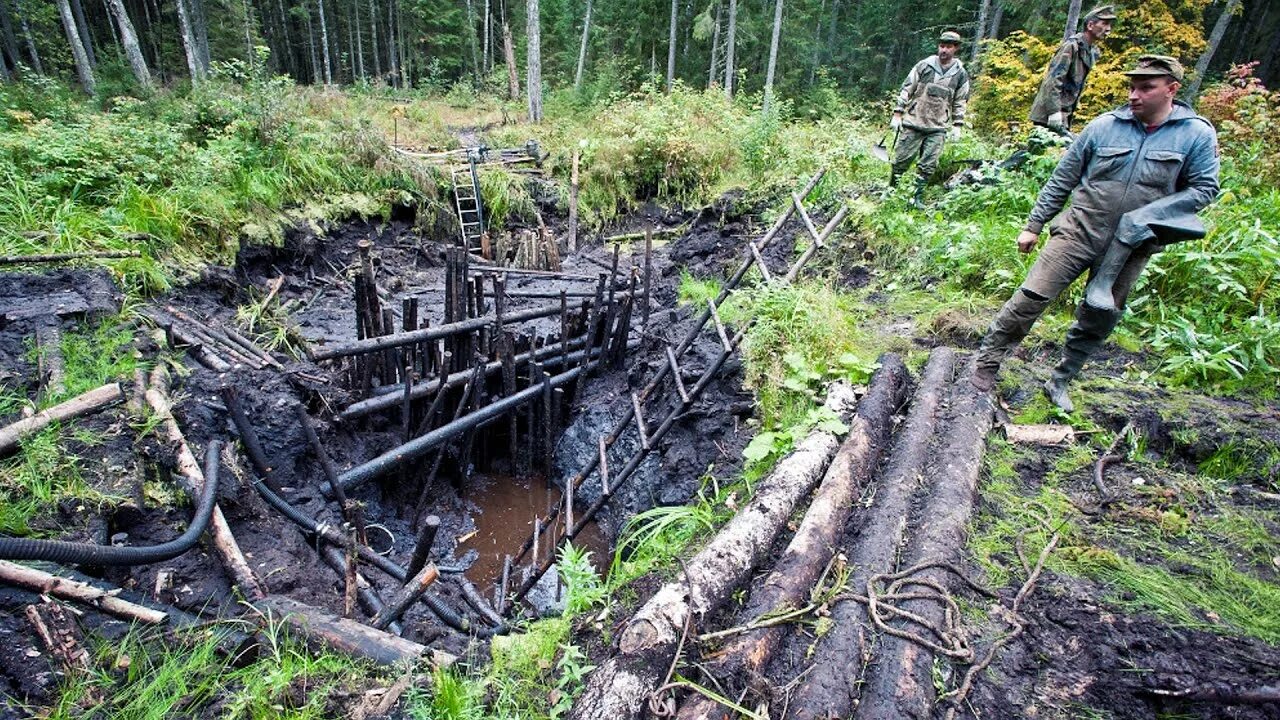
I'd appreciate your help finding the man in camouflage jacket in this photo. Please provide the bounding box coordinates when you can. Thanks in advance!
[890,30,971,205]
[1029,5,1116,132]
[971,56,1220,413]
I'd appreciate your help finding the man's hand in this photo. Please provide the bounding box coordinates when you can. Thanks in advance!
[890,113,903,131]
[1016,229,1041,253]
[1047,111,1066,130]
[949,125,962,141]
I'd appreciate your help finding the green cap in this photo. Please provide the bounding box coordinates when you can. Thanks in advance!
[1123,54,1185,82]
[1083,4,1117,22]
[938,30,963,44]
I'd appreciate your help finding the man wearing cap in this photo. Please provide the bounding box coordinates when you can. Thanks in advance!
[971,55,1220,412]
[1029,5,1117,133]
[889,30,971,206]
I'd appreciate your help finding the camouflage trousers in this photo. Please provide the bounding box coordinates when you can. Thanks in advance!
[974,232,1153,379]
[891,127,946,183]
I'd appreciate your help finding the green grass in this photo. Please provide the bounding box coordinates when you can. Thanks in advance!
[44,620,375,720]
[970,423,1280,643]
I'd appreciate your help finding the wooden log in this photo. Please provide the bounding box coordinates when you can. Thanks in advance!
[0,560,168,624]
[566,383,861,720]
[677,355,910,720]
[0,382,124,457]
[0,250,141,265]
[854,364,996,720]
[256,595,426,666]
[35,318,66,397]
[145,367,267,601]
[372,562,440,630]
[785,348,957,720]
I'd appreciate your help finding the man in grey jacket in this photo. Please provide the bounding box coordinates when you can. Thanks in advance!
[971,55,1220,412]
[890,30,971,207]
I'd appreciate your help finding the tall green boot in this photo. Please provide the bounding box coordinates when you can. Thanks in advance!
[910,177,927,209]
[1043,361,1080,413]
[1084,241,1134,312]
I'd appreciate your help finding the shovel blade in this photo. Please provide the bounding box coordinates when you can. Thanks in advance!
[871,143,890,162]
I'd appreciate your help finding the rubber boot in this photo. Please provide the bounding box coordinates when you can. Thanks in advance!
[1043,372,1075,413]
[910,177,927,209]
[1083,241,1134,312]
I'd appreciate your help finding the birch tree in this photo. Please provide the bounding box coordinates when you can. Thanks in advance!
[318,0,332,84]
[106,0,151,90]
[574,0,593,90]
[56,0,96,94]
[762,0,784,112]
[972,0,990,60]
[527,0,543,121]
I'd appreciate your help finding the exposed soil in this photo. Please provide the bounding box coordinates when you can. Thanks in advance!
[2,174,1279,720]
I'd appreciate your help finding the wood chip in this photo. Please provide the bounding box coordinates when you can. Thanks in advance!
[1003,423,1075,446]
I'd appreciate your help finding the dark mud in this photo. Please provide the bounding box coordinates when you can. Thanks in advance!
[0,185,767,710]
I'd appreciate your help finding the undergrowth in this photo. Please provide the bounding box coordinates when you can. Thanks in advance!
[44,618,373,719]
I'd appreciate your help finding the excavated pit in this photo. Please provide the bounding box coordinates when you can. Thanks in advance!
[0,192,768,707]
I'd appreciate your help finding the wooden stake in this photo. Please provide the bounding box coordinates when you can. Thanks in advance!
[569,146,581,252]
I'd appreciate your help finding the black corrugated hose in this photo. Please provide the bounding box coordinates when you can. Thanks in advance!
[0,441,223,566]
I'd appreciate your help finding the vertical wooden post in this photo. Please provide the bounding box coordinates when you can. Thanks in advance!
[643,228,653,329]
[568,146,581,252]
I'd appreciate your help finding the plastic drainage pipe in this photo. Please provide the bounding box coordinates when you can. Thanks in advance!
[0,441,223,566]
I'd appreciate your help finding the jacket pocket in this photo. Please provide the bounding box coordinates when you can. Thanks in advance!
[1090,146,1132,181]
[1137,149,1185,188]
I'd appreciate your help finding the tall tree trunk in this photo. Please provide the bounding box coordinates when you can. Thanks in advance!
[1063,0,1083,39]
[317,0,332,83]
[107,0,151,89]
[465,0,480,80]
[807,0,823,86]
[0,0,21,77]
[19,15,40,74]
[574,0,593,89]
[527,0,543,121]
[57,0,96,94]
[369,0,382,81]
[101,0,121,51]
[972,0,990,61]
[352,0,365,79]
[723,0,737,97]
[345,0,356,79]
[484,0,491,72]
[707,0,720,88]
[191,0,210,72]
[503,21,519,98]
[304,2,319,82]
[176,0,203,81]
[762,0,783,112]
[824,0,840,67]
[398,0,407,86]
[242,0,255,69]
[386,0,399,87]
[1187,0,1241,98]
[70,0,97,67]
[988,1,1003,38]
[665,0,677,91]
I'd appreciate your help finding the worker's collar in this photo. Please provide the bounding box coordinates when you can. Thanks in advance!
[1112,99,1197,126]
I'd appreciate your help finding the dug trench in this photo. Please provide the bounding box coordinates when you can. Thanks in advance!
[3,179,1280,720]
[0,185,793,709]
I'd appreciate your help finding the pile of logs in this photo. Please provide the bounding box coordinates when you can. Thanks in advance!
[565,349,1001,720]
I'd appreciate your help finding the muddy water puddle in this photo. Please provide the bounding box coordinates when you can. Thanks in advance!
[459,472,609,590]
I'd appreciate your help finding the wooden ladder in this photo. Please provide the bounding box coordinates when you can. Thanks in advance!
[451,151,487,256]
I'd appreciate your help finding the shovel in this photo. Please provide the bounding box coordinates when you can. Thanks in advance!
[871,126,899,162]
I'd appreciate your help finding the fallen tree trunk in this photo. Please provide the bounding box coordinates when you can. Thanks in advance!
[35,318,66,397]
[676,355,910,720]
[0,382,124,456]
[145,366,267,601]
[785,347,957,719]
[255,595,434,666]
[567,382,861,720]
[854,365,995,720]
[0,559,168,624]
[0,250,141,265]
